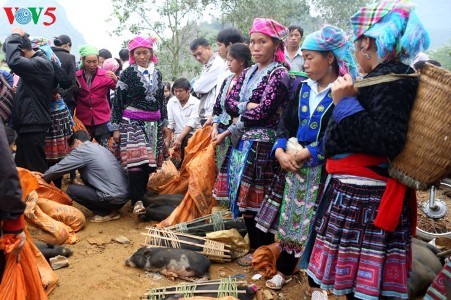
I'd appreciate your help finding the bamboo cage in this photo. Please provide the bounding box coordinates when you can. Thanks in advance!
[142,278,249,300]
[165,211,246,236]
[142,227,232,262]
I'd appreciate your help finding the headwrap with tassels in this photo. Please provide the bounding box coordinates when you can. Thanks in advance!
[128,36,158,65]
[30,37,61,65]
[301,25,358,81]
[350,0,430,61]
[249,18,288,64]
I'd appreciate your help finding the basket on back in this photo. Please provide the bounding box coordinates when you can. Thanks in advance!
[142,227,232,262]
[388,63,451,190]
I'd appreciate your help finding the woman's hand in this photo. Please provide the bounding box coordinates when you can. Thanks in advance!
[173,138,182,150]
[113,130,120,143]
[294,148,311,164]
[275,148,299,172]
[211,126,218,141]
[246,102,259,110]
[213,131,229,145]
[331,74,357,105]
[105,71,118,82]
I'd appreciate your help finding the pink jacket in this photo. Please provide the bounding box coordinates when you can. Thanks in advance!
[75,68,116,126]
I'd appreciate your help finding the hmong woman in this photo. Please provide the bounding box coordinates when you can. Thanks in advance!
[213,18,290,266]
[211,43,252,176]
[306,1,430,299]
[257,26,358,291]
[31,37,74,188]
[75,45,117,147]
[111,36,167,215]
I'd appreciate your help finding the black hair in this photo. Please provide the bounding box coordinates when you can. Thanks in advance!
[163,81,171,91]
[68,130,91,146]
[98,48,112,59]
[189,37,210,51]
[114,58,123,75]
[228,43,252,69]
[119,48,129,61]
[5,126,17,146]
[216,28,244,45]
[414,59,441,72]
[171,78,190,93]
[21,34,32,51]
[288,25,304,37]
[319,51,339,76]
[54,35,72,47]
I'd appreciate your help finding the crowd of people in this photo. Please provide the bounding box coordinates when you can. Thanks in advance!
[1,0,448,299]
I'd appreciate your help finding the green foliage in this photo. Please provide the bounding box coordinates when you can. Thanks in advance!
[109,0,216,80]
[220,0,321,37]
[310,0,374,33]
[427,42,451,70]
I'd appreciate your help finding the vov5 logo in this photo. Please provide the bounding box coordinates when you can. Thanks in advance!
[3,7,56,26]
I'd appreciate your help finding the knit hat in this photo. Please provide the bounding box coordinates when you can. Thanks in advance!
[128,36,158,65]
[350,0,430,61]
[301,25,358,80]
[102,58,119,72]
[79,44,99,68]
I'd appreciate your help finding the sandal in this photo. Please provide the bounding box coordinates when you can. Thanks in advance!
[90,213,121,223]
[236,253,253,267]
[266,274,292,290]
[311,290,328,300]
[133,201,146,215]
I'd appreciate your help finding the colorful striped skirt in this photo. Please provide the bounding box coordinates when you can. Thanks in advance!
[114,119,164,170]
[307,178,412,300]
[228,140,279,218]
[212,143,232,205]
[424,260,451,300]
[45,107,73,161]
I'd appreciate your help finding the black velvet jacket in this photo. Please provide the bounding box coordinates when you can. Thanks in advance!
[324,61,418,160]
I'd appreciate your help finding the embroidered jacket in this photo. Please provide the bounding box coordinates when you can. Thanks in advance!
[111,65,166,126]
[324,61,418,160]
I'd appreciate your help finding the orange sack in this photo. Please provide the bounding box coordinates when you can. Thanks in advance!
[0,233,48,300]
[158,141,217,227]
[251,242,281,278]
[17,168,72,205]
[37,198,86,232]
[158,125,213,195]
[147,160,179,192]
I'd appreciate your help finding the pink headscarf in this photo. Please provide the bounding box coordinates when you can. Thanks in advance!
[249,18,288,63]
[128,36,158,65]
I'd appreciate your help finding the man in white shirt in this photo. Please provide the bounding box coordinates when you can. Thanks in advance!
[166,78,200,166]
[190,37,226,126]
[285,25,305,72]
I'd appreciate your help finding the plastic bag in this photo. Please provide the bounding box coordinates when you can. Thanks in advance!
[0,233,48,300]
[24,191,76,245]
[37,198,86,232]
[158,141,217,227]
[251,242,281,278]
[206,229,250,259]
[148,160,179,192]
[158,126,212,194]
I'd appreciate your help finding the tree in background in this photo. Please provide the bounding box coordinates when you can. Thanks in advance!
[220,0,320,38]
[310,0,374,33]
[427,42,451,70]
[109,0,216,80]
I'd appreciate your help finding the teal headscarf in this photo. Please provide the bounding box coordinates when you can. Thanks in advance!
[301,25,358,81]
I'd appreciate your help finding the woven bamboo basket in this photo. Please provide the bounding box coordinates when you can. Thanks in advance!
[389,63,451,190]
[142,227,232,262]
[355,63,451,190]
[143,278,248,300]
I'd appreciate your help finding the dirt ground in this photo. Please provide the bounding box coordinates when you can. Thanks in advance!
[46,185,450,300]
[47,201,317,300]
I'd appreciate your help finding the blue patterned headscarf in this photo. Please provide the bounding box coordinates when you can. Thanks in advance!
[350,0,430,61]
[301,25,358,81]
[30,37,61,65]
